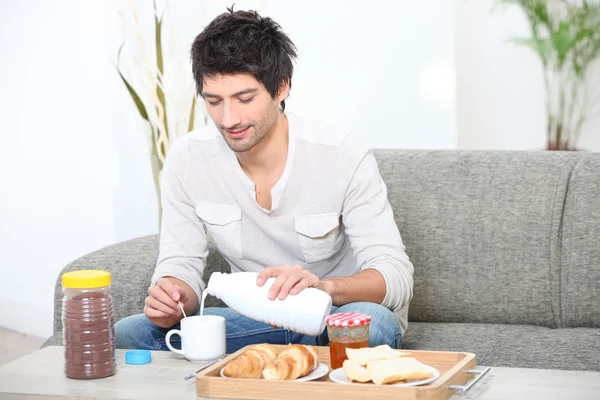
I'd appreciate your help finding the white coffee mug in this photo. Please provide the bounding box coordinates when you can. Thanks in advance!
[165,315,226,362]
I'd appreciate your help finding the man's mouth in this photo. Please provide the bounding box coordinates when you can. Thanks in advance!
[225,126,250,139]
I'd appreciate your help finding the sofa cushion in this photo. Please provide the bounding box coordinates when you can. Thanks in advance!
[403,322,600,371]
[561,154,600,328]
[374,150,584,328]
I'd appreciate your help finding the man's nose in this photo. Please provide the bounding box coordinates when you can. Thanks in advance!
[222,102,241,128]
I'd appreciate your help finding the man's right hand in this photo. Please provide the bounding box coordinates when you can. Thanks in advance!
[144,277,197,328]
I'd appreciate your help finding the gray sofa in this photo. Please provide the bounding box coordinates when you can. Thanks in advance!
[44,150,600,371]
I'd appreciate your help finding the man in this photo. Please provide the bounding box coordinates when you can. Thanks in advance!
[115,8,414,353]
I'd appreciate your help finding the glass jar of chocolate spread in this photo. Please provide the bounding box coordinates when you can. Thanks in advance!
[62,270,116,379]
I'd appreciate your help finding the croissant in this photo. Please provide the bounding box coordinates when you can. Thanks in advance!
[222,343,279,378]
[262,344,318,380]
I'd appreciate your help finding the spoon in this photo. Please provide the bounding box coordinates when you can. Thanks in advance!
[178,302,187,319]
[183,357,224,381]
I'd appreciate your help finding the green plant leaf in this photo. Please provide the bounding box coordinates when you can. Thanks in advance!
[494,0,552,35]
[509,37,552,63]
[115,43,149,121]
[552,20,574,68]
[155,11,164,76]
[570,2,600,76]
[188,95,196,132]
[116,69,149,121]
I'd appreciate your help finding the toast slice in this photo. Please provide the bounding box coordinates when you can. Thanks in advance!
[342,359,372,383]
[345,344,411,366]
[366,357,434,385]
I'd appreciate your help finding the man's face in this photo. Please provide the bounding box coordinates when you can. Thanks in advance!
[201,73,285,153]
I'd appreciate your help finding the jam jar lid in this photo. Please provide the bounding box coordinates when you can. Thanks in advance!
[325,312,372,327]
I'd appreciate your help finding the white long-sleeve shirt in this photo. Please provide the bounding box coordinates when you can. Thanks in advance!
[151,112,414,334]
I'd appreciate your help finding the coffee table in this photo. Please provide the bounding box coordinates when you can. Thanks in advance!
[1,346,599,399]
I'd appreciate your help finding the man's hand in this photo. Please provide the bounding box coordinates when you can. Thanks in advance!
[144,277,198,328]
[256,264,332,301]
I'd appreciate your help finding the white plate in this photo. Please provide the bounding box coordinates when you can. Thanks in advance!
[220,362,329,381]
[328,365,440,386]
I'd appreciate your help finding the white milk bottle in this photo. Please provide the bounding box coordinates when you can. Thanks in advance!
[205,271,332,336]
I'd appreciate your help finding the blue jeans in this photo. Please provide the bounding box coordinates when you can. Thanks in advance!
[115,302,402,354]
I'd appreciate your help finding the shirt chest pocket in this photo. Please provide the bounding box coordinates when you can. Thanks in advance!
[294,213,344,263]
[195,202,242,259]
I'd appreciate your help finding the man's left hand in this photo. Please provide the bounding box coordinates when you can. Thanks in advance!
[256,264,331,301]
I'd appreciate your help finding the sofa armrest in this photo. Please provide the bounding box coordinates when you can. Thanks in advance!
[49,235,161,339]
[49,234,231,341]
[42,331,63,348]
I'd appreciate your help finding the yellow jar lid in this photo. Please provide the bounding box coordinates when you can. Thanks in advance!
[62,270,111,289]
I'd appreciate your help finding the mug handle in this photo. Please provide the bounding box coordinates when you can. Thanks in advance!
[165,329,184,355]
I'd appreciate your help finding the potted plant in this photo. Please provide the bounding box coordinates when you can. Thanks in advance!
[114,1,206,226]
[495,0,600,150]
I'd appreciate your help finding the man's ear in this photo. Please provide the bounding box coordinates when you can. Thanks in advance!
[277,79,290,102]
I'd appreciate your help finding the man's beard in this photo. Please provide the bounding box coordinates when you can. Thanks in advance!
[220,106,279,153]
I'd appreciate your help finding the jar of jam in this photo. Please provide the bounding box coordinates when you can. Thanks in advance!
[325,312,371,369]
[62,270,116,379]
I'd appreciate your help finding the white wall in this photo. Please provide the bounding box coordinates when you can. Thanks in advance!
[0,0,457,338]
[267,0,457,150]
[454,0,600,151]
[0,1,117,338]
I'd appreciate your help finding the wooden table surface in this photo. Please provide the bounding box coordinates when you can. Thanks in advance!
[0,346,599,400]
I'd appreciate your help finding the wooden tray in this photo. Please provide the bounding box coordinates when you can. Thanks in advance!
[196,345,477,400]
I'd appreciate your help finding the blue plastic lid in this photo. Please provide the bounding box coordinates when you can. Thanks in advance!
[125,350,152,365]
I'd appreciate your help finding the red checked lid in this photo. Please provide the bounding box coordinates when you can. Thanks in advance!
[325,312,372,327]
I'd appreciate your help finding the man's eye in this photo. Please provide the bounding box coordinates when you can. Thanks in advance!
[207,100,221,106]
[239,97,254,104]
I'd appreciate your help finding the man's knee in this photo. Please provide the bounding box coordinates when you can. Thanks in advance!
[114,313,169,350]
[335,302,402,349]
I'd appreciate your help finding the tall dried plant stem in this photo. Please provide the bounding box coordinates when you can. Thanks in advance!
[117,1,206,228]
[128,1,170,162]
[127,0,170,227]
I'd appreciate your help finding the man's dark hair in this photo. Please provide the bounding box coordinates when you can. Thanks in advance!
[190,7,297,111]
